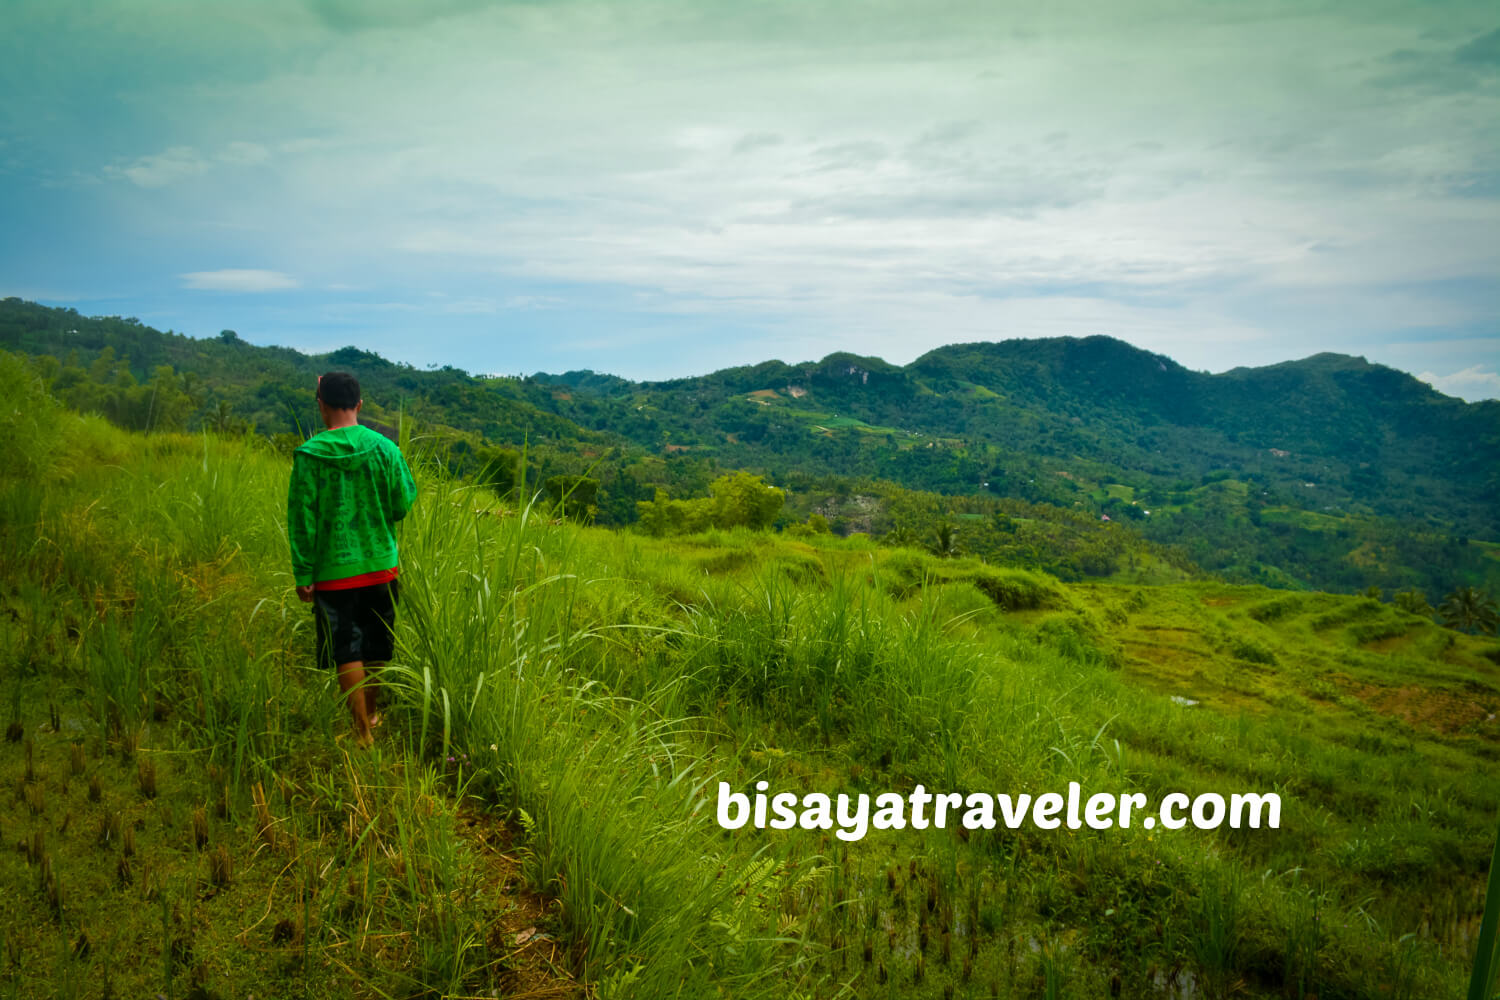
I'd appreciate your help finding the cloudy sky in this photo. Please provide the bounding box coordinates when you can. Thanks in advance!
[3,1,1496,398]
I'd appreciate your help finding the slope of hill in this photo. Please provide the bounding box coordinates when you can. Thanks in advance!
[3,361,1496,997]
[0,298,604,448]
[538,335,1498,536]
[3,296,1496,600]
[530,336,1499,598]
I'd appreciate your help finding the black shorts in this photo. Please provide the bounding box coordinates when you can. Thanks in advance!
[313,580,399,669]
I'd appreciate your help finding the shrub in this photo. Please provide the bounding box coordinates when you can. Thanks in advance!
[965,567,1060,611]
[1032,612,1122,669]
[544,474,599,522]
[1247,596,1302,623]
[1227,637,1277,665]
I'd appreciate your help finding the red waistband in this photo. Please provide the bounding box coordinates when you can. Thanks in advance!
[313,566,399,591]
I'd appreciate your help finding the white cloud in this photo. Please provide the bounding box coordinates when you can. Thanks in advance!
[50,2,1500,376]
[1417,366,1500,402]
[179,269,299,292]
[504,295,563,310]
[219,141,271,165]
[440,297,500,315]
[111,146,209,188]
[237,8,1490,293]
[108,142,271,188]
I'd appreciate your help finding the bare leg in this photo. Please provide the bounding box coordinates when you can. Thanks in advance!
[337,660,373,746]
[364,661,384,725]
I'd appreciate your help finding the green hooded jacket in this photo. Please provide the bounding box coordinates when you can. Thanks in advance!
[287,424,418,586]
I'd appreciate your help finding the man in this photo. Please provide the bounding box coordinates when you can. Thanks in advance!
[287,371,417,746]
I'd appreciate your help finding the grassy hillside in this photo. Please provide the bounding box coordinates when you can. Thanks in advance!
[5,297,1497,600]
[536,339,1500,599]
[4,354,1499,998]
[0,301,1199,584]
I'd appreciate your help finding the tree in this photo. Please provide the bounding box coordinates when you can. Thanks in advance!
[637,488,670,537]
[206,398,251,436]
[141,365,192,431]
[634,490,715,536]
[928,521,960,558]
[882,524,920,549]
[545,474,599,522]
[1438,586,1499,635]
[475,446,522,501]
[786,512,831,538]
[1393,589,1433,618]
[709,472,784,529]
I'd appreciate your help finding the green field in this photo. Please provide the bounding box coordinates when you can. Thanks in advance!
[4,357,1499,998]
[739,392,908,439]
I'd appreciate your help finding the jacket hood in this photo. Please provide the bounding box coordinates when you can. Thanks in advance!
[296,424,386,466]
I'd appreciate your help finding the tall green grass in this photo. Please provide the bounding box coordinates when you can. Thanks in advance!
[2,352,1494,998]
[387,473,811,995]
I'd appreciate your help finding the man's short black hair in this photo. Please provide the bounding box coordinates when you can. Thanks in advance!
[317,371,361,410]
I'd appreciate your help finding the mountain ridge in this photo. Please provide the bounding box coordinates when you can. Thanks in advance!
[3,296,1496,598]
[529,332,1496,530]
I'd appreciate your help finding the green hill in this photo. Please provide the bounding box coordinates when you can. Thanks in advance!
[531,336,1499,598]
[537,334,1497,535]
[3,296,1497,601]
[2,357,1496,997]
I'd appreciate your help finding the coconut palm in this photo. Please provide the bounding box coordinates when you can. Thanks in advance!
[882,524,920,549]
[1439,586,1499,635]
[1392,588,1433,618]
[928,521,960,558]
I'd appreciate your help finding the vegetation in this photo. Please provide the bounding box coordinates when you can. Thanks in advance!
[5,297,1498,602]
[636,472,786,536]
[5,352,1500,997]
[1442,587,1500,636]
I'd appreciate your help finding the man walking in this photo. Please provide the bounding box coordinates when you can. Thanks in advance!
[287,371,417,746]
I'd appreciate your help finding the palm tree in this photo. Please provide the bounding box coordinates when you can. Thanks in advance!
[1439,586,1499,635]
[1392,589,1433,618]
[209,399,236,434]
[882,524,919,549]
[928,522,960,559]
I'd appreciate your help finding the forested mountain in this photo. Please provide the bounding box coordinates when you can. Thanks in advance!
[530,336,1499,596]
[536,336,1498,538]
[4,296,1496,599]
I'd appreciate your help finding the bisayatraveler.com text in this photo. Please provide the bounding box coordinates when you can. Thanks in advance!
[717,781,1281,842]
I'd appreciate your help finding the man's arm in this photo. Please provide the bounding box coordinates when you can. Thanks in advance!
[287,452,319,587]
[390,448,417,522]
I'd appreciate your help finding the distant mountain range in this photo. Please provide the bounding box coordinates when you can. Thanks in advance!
[4,296,1497,596]
[533,335,1498,538]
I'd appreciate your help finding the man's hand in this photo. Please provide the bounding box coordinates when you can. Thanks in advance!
[296,584,316,603]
